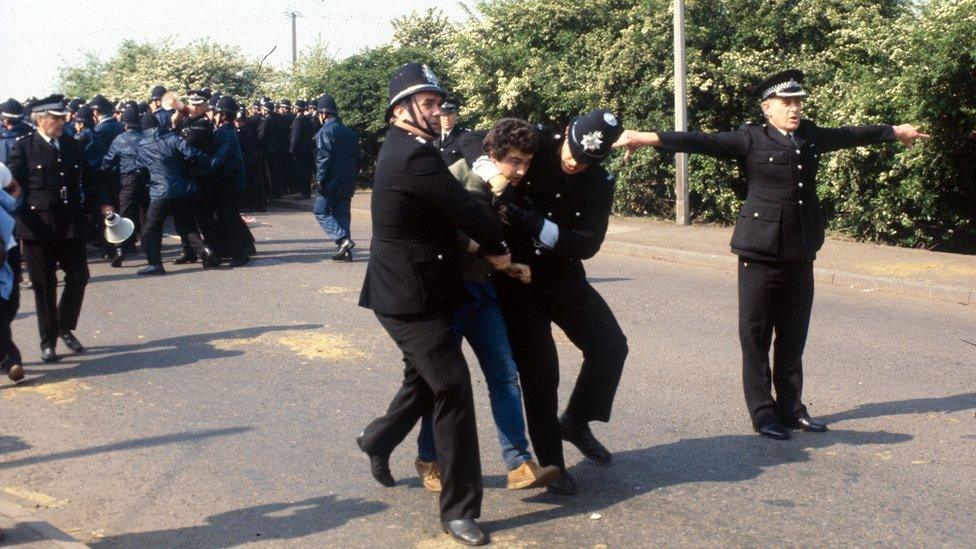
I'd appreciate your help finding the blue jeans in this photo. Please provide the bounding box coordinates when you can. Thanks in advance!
[418,282,532,470]
[313,194,351,244]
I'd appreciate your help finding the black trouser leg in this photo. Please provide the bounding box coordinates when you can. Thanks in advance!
[772,260,814,422]
[23,240,89,348]
[552,280,628,424]
[191,184,222,254]
[142,199,168,266]
[295,154,313,197]
[172,197,211,259]
[56,239,89,333]
[495,276,565,470]
[117,172,147,250]
[23,240,62,348]
[360,312,482,521]
[214,183,244,259]
[739,257,814,428]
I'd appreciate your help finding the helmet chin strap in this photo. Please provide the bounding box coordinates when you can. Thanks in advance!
[399,95,438,139]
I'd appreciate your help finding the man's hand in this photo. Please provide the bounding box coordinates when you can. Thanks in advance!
[892,124,931,149]
[4,177,21,199]
[505,262,531,284]
[498,201,544,238]
[472,156,510,196]
[612,129,661,162]
[485,253,511,271]
[100,205,115,217]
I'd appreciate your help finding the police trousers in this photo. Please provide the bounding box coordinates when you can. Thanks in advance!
[495,268,628,470]
[22,238,89,348]
[358,311,482,521]
[737,257,814,428]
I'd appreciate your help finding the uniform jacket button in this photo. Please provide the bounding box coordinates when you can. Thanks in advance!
[436,254,443,260]
[575,212,581,217]
[768,156,774,161]
[753,212,759,218]
[60,172,65,176]
[547,212,552,217]
[798,200,804,205]
[534,249,542,256]
[555,193,561,198]
[798,164,803,170]
[795,149,801,154]
[798,182,804,188]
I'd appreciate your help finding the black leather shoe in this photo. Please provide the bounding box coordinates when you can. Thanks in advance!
[172,251,198,265]
[332,238,355,261]
[137,264,167,276]
[356,433,394,487]
[441,519,488,546]
[793,415,828,432]
[546,469,578,495]
[59,331,85,353]
[40,347,59,363]
[110,248,125,268]
[559,413,612,465]
[200,248,221,269]
[757,423,791,440]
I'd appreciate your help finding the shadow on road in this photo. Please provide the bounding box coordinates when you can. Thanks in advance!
[0,324,319,384]
[0,435,30,455]
[483,427,913,533]
[818,392,976,423]
[0,427,251,470]
[251,248,372,265]
[91,495,387,548]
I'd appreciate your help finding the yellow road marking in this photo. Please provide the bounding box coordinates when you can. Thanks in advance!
[3,379,91,404]
[1,486,68,508]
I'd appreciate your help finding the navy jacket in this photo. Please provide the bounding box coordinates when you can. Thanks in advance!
[0,121,33,164]
[137,127,210,200]
[211,122,246,192]
[101,129,145,175]
[85,117,125,171]
[290,113,315,157]
[657,120,895,261]
[315,117,360,198]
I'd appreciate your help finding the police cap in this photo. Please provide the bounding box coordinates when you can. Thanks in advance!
[88,94,112,113]
[440,99,459,113]
[566,109,623,165]
[295,99,307,109]
[29,94,69,117]
[150,85,167,101]
[187,89,212,105]
[316,93,338,115]
[74,105,95,125]
[67,97,85,113]
[385,62,445,119]
[141,110,159,130]
[0,98,24,119]
[121,104,141,128]
[756,69,807,102]
[215,96,240,114]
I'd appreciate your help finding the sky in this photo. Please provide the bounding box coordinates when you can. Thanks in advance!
[0,0,474,99]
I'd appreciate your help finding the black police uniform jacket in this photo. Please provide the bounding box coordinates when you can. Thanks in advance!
[359,127,508,316]
[657,120,895,262]
[434,126,469,166]
[6,131,90,240]
[289,113,315,157]
[500,130,616,282]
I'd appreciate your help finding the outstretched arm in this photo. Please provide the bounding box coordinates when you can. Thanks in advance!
[613,129,750,161]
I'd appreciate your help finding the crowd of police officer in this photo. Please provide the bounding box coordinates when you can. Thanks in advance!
[0,87,352,372]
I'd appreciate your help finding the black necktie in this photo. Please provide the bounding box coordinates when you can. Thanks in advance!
[49,138,59,151]
[788,133,798,148]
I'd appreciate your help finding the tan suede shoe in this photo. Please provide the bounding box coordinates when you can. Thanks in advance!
[7,364,24,383]
[415,459,442,492]
[507,460,561,490]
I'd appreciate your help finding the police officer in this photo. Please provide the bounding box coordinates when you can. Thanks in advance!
[1,99,32,164]
[289,99,315,199]
[210,96,253,266]
[356,63,511,546]
[136,109,216,275]
[62,97,85,138]
[101,104,147,267]
[477,109,628,494]
[5,95,114,362]
[257,100,288,198]
[243,101,267,211]
[86,94,126,251]
[313,93,360,261]
[613,69,930,439]
[433,99,469,166]
[174,89,223,262]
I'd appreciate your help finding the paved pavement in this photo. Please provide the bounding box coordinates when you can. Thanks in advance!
[1,205,974,547]
[278,192,976,306]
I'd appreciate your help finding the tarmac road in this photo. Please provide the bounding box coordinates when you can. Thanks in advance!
[1,207,973,547]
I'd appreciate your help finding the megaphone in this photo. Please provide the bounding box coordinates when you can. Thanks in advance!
[104,212,135,244]
[160,91,185,113]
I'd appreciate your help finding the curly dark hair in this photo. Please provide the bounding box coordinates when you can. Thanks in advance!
[483,118,539,160]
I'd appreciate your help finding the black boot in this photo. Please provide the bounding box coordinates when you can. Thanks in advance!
[172,251,198,265]
[110,248,125,268]
[559,413,612,465]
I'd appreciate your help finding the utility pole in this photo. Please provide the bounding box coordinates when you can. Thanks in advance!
[285,11,300,69]
[673,0,690,225]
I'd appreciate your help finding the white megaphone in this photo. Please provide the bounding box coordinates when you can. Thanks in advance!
[104,212,135,244]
